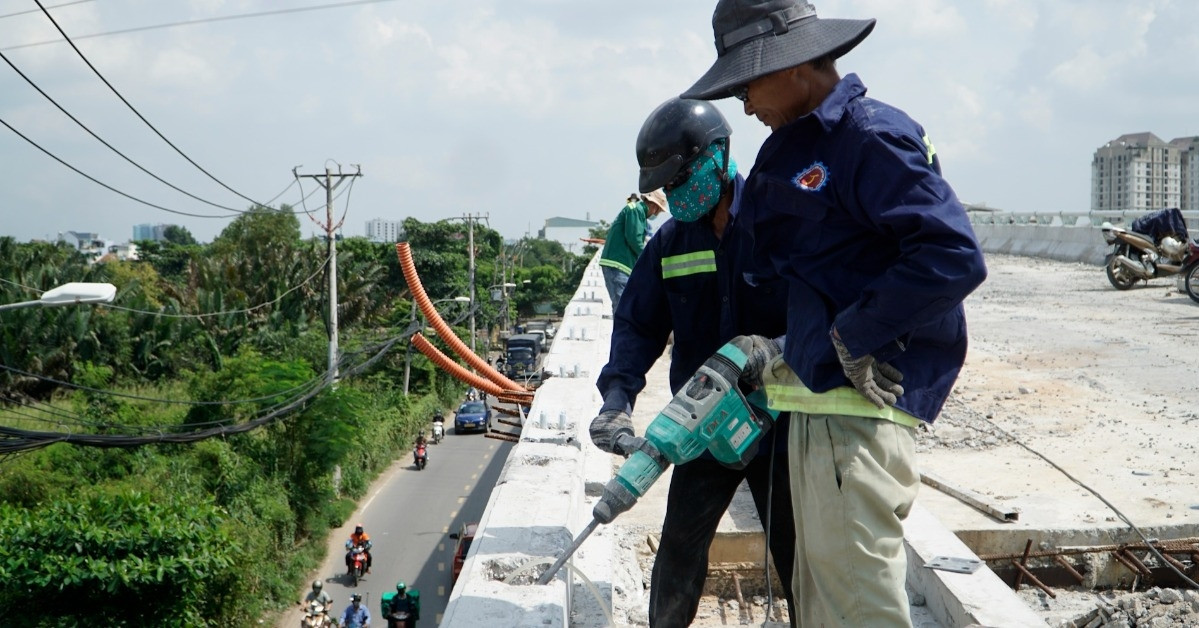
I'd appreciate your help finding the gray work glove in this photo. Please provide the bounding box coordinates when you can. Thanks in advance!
[830,332,905,409]
[589,409,633,455]
[732,334,782,391]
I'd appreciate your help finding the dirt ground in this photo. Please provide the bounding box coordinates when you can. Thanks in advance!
[643,253,1199,627]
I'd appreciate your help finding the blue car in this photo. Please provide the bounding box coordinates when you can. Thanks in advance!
[454,401,491,434]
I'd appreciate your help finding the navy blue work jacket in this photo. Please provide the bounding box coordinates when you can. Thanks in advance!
[741,74,987,423]
[596,176,788,449]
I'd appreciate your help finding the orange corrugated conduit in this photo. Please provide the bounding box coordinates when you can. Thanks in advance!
[410,335,532,405]
[396,242,530,392]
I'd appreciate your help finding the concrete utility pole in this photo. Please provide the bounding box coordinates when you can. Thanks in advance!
[442,212,488,356]
[294,164,363,385]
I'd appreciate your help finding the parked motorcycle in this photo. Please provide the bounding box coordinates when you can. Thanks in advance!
[414,443,428,470]
[1101,207,1199,301]
[432,419,444,444]
[347,542,369,586]
[302,601,335,628]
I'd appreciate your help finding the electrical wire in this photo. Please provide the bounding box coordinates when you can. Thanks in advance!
[0,114,244,219]
[0,361,324,406]
[0,331,405,454]
[964,416,1199,590]
[30,0,271,208]
[3,0,401,51]
[0,0,93,20]
[99,253,330,319]
[0,49,248,215]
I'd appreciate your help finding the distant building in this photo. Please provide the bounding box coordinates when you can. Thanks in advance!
[539,216,599,253]
[365,218,405,243]
[132,223,170,242]
[1091,132,1183,212]
[1171,136,1199,211]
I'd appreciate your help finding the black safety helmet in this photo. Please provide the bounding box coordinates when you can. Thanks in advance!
[636,98,732,193]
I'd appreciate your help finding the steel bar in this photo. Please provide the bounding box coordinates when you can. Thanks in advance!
[484,431,520,443]
[978,536,1199,561]
[1110,550,1141,576]
[1119,549,1153,577]
[1013,539,1033,591]
[1010,560,1057,598]
[1053,555,1086,584]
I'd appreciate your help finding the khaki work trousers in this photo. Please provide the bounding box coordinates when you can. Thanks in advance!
[788,411,919,627]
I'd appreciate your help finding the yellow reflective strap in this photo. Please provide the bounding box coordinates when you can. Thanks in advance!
[922,134,937,165]
[764,383,922,428]
[661,250,717,279]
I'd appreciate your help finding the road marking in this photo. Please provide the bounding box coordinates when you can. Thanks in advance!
[477,463,484,470]
[462,486,470,493]
[438,585,445,596]
[441,525,449,534]
[436,613,443,624]
[471,473,478,480]
[438,542,444,551]
[450,510,458,519]
[438,562,445,571]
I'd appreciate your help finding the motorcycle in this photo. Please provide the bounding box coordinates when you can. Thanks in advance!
[386,610,413,628]
[414,443,428,470]
[302,601,335,628]
[347,542,369,586]
[1101,207,1199,301]
[432,419,444,444]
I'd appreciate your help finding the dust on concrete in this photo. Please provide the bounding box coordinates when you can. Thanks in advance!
[915,254,1199,626]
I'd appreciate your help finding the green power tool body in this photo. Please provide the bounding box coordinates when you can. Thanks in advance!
[538,336,780,585]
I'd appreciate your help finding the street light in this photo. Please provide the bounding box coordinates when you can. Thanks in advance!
[403,296,470,395]
[0,282,117,312]
[488,282,519,337]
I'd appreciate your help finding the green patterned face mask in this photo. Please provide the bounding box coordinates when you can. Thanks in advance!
[663,142,736,222]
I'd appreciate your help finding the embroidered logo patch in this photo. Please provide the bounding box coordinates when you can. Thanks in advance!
[792,162,828,191]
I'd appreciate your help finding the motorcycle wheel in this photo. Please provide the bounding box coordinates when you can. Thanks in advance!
[1185,263,1199,304]
[1105,252,1137,290]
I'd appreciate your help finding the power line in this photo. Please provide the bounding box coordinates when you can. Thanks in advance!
[0,0,93,20]
[0,48,251,214]
[0,114,242,219]
[100,252,331,319]
[27,0,272,208]
[2,0,398,51]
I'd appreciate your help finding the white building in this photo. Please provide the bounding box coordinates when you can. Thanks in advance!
[539,216,599,254]
[365,218,405,243]
[1091,132,1183,212]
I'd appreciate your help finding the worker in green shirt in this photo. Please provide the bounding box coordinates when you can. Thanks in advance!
[599,188,667,312]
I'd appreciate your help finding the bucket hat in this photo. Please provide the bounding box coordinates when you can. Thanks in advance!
[641,188,668,214]
[681,0,875,101]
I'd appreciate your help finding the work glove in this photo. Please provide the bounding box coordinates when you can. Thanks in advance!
[589,409,633,455]
[830,331,904,409]
[733,334,782,391]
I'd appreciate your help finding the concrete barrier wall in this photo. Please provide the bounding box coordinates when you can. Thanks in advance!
[970,222,1109,267]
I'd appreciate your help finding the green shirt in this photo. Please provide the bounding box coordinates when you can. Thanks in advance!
[599,200,649,275]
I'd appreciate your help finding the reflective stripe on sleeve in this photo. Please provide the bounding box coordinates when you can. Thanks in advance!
[661,250,717,279]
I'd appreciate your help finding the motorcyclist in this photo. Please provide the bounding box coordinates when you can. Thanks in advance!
[431,411,445,441]
[413,435,429,467]
[305,579,333,608]
[385,581,420,628]
[344,524,373,574]
[339,593,371,628]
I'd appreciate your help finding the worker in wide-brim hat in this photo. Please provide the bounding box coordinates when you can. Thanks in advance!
[682,1,988,626]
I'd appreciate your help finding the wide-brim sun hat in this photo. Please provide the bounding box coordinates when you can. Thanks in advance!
[681,0,875,101]
[641,188,668,213]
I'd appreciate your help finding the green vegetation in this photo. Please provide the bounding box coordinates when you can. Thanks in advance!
[0,211,586,625]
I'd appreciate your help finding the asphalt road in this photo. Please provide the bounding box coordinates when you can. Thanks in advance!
[277,414,516,627]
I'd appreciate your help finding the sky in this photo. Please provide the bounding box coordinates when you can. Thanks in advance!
[2,0,1198,246]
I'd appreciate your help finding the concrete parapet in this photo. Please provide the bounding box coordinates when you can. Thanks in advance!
[971,223,1110,266]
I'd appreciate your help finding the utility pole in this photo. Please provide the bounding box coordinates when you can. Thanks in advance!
[294,164,363,385]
